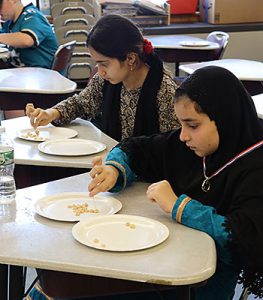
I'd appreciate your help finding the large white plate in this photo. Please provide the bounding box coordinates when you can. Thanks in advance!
[72,214,169,251]
[179,40,210,47]
[34,192,122,222]
[17,127,78,142]
[38,138,106,156]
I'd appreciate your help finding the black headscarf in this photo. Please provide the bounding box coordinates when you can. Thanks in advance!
[118,66,263,296]
[175,65,263,174]
[101,52,163,141]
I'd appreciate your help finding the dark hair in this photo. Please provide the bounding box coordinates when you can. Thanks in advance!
[87,14,146,62]
[175,94,204,114]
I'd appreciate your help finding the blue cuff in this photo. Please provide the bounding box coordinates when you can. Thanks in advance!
[171,194,189,221]
[105,147,136,193]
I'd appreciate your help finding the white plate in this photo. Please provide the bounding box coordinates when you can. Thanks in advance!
[179,40,210,47]
[72,214,169,251]
[34,192,122,222]
[38,138,106,156]
[17,127,78,142]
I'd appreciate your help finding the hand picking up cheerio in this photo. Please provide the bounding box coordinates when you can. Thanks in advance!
[25,103,61,129]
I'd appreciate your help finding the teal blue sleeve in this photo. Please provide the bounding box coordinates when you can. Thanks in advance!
[105,147,136,193]
[172,194,232,263]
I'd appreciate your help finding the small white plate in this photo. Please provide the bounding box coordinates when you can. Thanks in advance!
[38,138,106,156]
[34,192,122,222]
[179,40,210,47]
[17,127,78,142]
[72,214,169,251]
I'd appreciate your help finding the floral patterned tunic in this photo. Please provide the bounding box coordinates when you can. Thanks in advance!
[53,72,180,140]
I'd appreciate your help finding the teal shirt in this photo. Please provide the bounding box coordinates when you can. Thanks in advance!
[1,3,58,68]
[106,147,239,300]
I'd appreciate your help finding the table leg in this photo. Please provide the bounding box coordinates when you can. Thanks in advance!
[175,62,180,77]
[0,264,8,300]
[9,266,24,300]
[176,285,190,300]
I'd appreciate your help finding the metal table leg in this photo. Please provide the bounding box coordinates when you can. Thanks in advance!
[0,264,8,300]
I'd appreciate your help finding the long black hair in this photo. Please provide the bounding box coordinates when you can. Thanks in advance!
[87,14,162,68]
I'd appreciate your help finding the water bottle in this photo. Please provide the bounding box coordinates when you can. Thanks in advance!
[0,126,16,205]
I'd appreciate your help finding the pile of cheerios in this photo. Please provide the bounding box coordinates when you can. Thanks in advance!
[68,203,100,216]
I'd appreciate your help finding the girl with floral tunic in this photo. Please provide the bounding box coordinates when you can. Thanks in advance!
[26,14,179,141]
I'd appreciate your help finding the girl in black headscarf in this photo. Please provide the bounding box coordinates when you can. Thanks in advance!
[89,66,263,299]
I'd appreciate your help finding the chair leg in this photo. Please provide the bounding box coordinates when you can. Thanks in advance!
[239,287,250,300]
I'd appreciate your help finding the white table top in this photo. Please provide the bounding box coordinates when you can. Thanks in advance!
[252,93,263,119]
[0,67,77,94]
[2,116,117,168]
[145,35,219,50]
[0,173,216,285]
[179,59,263,81]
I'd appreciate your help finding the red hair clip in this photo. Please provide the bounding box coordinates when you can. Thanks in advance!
[143,39,153,55]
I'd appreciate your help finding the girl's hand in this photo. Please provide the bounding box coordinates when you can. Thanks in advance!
[146,180,177,213]
[88,164,119,197]
[92,156,103,167]
[25,103,60,128]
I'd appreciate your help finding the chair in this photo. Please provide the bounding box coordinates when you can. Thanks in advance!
[53,13,95,31]
[50,0,93,7]
[51,2,94,18]
[68,52,95,91]
[238,287,250,300]
[51,40,76,77]
[54,24,96,91]
[206,31,229,60]
[54,25,91,45]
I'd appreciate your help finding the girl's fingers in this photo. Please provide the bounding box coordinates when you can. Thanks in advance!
[88,178,111,197]
[92,156,102,167]
[89,166,102,178]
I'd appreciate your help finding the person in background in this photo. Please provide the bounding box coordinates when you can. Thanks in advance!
[26,14,180,141]
[0,0,58,68]
[88,66,263,300]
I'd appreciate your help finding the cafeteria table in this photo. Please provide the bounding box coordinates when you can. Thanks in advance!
[145,35,219,76]
[2,116,117,188]
[0,173,216,300]
[179,59,263,95]
[0,67,77,110]
[252,93,263,120]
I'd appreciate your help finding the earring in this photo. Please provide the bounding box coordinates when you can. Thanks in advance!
[130,64,133,71]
